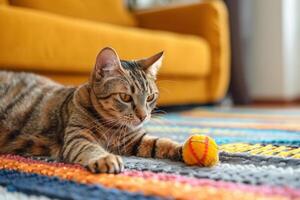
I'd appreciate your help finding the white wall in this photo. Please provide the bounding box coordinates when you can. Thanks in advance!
[131,0,198,9]
[283,0,300,99]
[240,0,300,100]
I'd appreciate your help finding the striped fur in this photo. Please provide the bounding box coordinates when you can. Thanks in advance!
[0,47,182,174]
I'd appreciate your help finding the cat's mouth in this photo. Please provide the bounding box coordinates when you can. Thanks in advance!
[118,118,148,129]
[136,118,150,128]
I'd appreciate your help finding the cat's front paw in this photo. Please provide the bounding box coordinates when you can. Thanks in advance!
[171,145,183,162]
[87,154,124,174]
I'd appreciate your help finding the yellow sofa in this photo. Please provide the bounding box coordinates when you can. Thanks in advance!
[0,0,230,105]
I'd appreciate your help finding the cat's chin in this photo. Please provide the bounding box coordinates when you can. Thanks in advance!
[133,119,150,129]
[117,118,148,130]
[132,123,144,130]
[123,121,144,130]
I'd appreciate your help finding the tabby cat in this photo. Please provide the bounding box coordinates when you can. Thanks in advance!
[0,47,182,173]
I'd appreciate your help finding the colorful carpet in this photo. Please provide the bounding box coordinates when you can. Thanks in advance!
[1,107,300,200]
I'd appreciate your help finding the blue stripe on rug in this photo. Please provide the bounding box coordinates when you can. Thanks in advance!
[0,170,163,200]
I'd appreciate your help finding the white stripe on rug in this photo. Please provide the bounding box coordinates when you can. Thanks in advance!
[0,186,56,200]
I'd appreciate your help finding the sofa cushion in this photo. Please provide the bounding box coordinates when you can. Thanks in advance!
[9,0,136,26]
[0,6,210,78]
[0,0,7,5]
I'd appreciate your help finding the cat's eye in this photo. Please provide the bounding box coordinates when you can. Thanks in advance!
[147,94,155,102]
[119,93,132,103]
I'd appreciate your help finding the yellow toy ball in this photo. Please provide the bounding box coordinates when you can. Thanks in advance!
[182,134,219,167]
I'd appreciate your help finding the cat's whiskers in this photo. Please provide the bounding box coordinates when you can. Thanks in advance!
[156,86,171,95]
[115,116,135,154]
[101,120,121,144]
[101,116,126,149]
[152,107,168,114]
[84,118,120,142]
[116,123,127,154]
[156,79,180,94]
[151,114,177,126]
[105,120,125,151]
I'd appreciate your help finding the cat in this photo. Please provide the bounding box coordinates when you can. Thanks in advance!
[0,47,182,173]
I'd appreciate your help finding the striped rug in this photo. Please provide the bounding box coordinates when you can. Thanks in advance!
[1,107,300,200]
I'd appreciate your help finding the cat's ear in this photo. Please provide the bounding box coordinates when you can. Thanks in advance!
[92,47,123,81]
[136,51,164,78]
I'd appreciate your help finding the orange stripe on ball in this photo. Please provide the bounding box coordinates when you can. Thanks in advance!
[199,136,209,164]
[188,136,209,166]
[188,138,202,165]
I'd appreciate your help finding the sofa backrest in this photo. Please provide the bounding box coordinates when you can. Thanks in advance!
[0,0,7,5]
[9,0,136,26]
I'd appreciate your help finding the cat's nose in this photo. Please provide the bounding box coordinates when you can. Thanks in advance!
[135,109,147,122]
[137,114,147,122]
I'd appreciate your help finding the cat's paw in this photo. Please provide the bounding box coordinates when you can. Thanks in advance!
[86,154,124,174]
[171,145,184,161]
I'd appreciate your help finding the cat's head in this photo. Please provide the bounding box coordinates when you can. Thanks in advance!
[89,47,163,129]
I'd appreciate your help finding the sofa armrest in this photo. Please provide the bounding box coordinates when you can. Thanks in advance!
[134,0,230,102]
